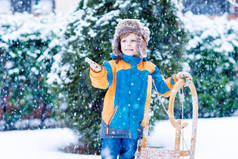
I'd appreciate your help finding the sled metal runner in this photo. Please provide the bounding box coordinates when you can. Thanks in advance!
[136,77,198,159]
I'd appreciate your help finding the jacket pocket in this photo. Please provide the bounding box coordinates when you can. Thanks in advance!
[106,105,118,134]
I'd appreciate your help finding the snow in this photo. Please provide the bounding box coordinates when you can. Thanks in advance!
[1,1,238,159]
[0,13,68,41]
[148,117,238,159]
[0,117,238,159]
[178,12,238,53]
[0,128,97,159]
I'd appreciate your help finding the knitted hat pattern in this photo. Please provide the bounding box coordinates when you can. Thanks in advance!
[112,19,150,58]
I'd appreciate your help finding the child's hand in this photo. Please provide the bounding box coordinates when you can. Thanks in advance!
[176,72,193,85]
[85,57,102,73]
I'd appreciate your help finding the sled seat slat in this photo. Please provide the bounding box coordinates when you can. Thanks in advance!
[180,150,190,156]
[138,148,180,159]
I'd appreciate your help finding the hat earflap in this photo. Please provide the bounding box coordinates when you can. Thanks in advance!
[136,34,147,58]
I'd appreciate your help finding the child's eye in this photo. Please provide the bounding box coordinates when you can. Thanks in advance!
[121,40,126,43]
[131,40,136,42]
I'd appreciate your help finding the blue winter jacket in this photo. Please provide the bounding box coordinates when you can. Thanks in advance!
[89,54,177,139]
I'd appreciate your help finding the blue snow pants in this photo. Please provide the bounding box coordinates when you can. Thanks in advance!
[101,138,138,159]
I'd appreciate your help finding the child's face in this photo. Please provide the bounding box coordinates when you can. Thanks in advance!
[120,33,139,57]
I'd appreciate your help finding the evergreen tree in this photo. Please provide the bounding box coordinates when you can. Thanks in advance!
[55,0,187,153]
[185,42,238,118]
[179,14,238,118]
[0,32,58,129]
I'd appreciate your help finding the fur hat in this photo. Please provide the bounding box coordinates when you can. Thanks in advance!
[112,19,150,58]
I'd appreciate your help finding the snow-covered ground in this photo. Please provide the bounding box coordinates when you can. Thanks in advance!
[148,117,238,159]
[0,117,237,159]
[0,128,98,159]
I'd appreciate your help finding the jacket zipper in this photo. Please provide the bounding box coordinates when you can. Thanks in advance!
[128,103,131,138]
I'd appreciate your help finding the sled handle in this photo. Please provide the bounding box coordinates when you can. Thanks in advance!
[168,79,198,130]
[168,79,198,159]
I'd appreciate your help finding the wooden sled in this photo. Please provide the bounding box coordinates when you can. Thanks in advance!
[136,76,198,159]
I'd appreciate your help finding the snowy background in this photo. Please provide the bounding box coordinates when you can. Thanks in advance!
[0,117,237,159]
[1,0,238,159]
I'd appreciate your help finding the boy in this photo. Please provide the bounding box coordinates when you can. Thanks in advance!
[87,19,192,159]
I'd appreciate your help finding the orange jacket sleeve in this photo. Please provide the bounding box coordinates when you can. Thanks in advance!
[89,68,109,89]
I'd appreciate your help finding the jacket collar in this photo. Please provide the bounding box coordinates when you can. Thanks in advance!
[111,53,147,65]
